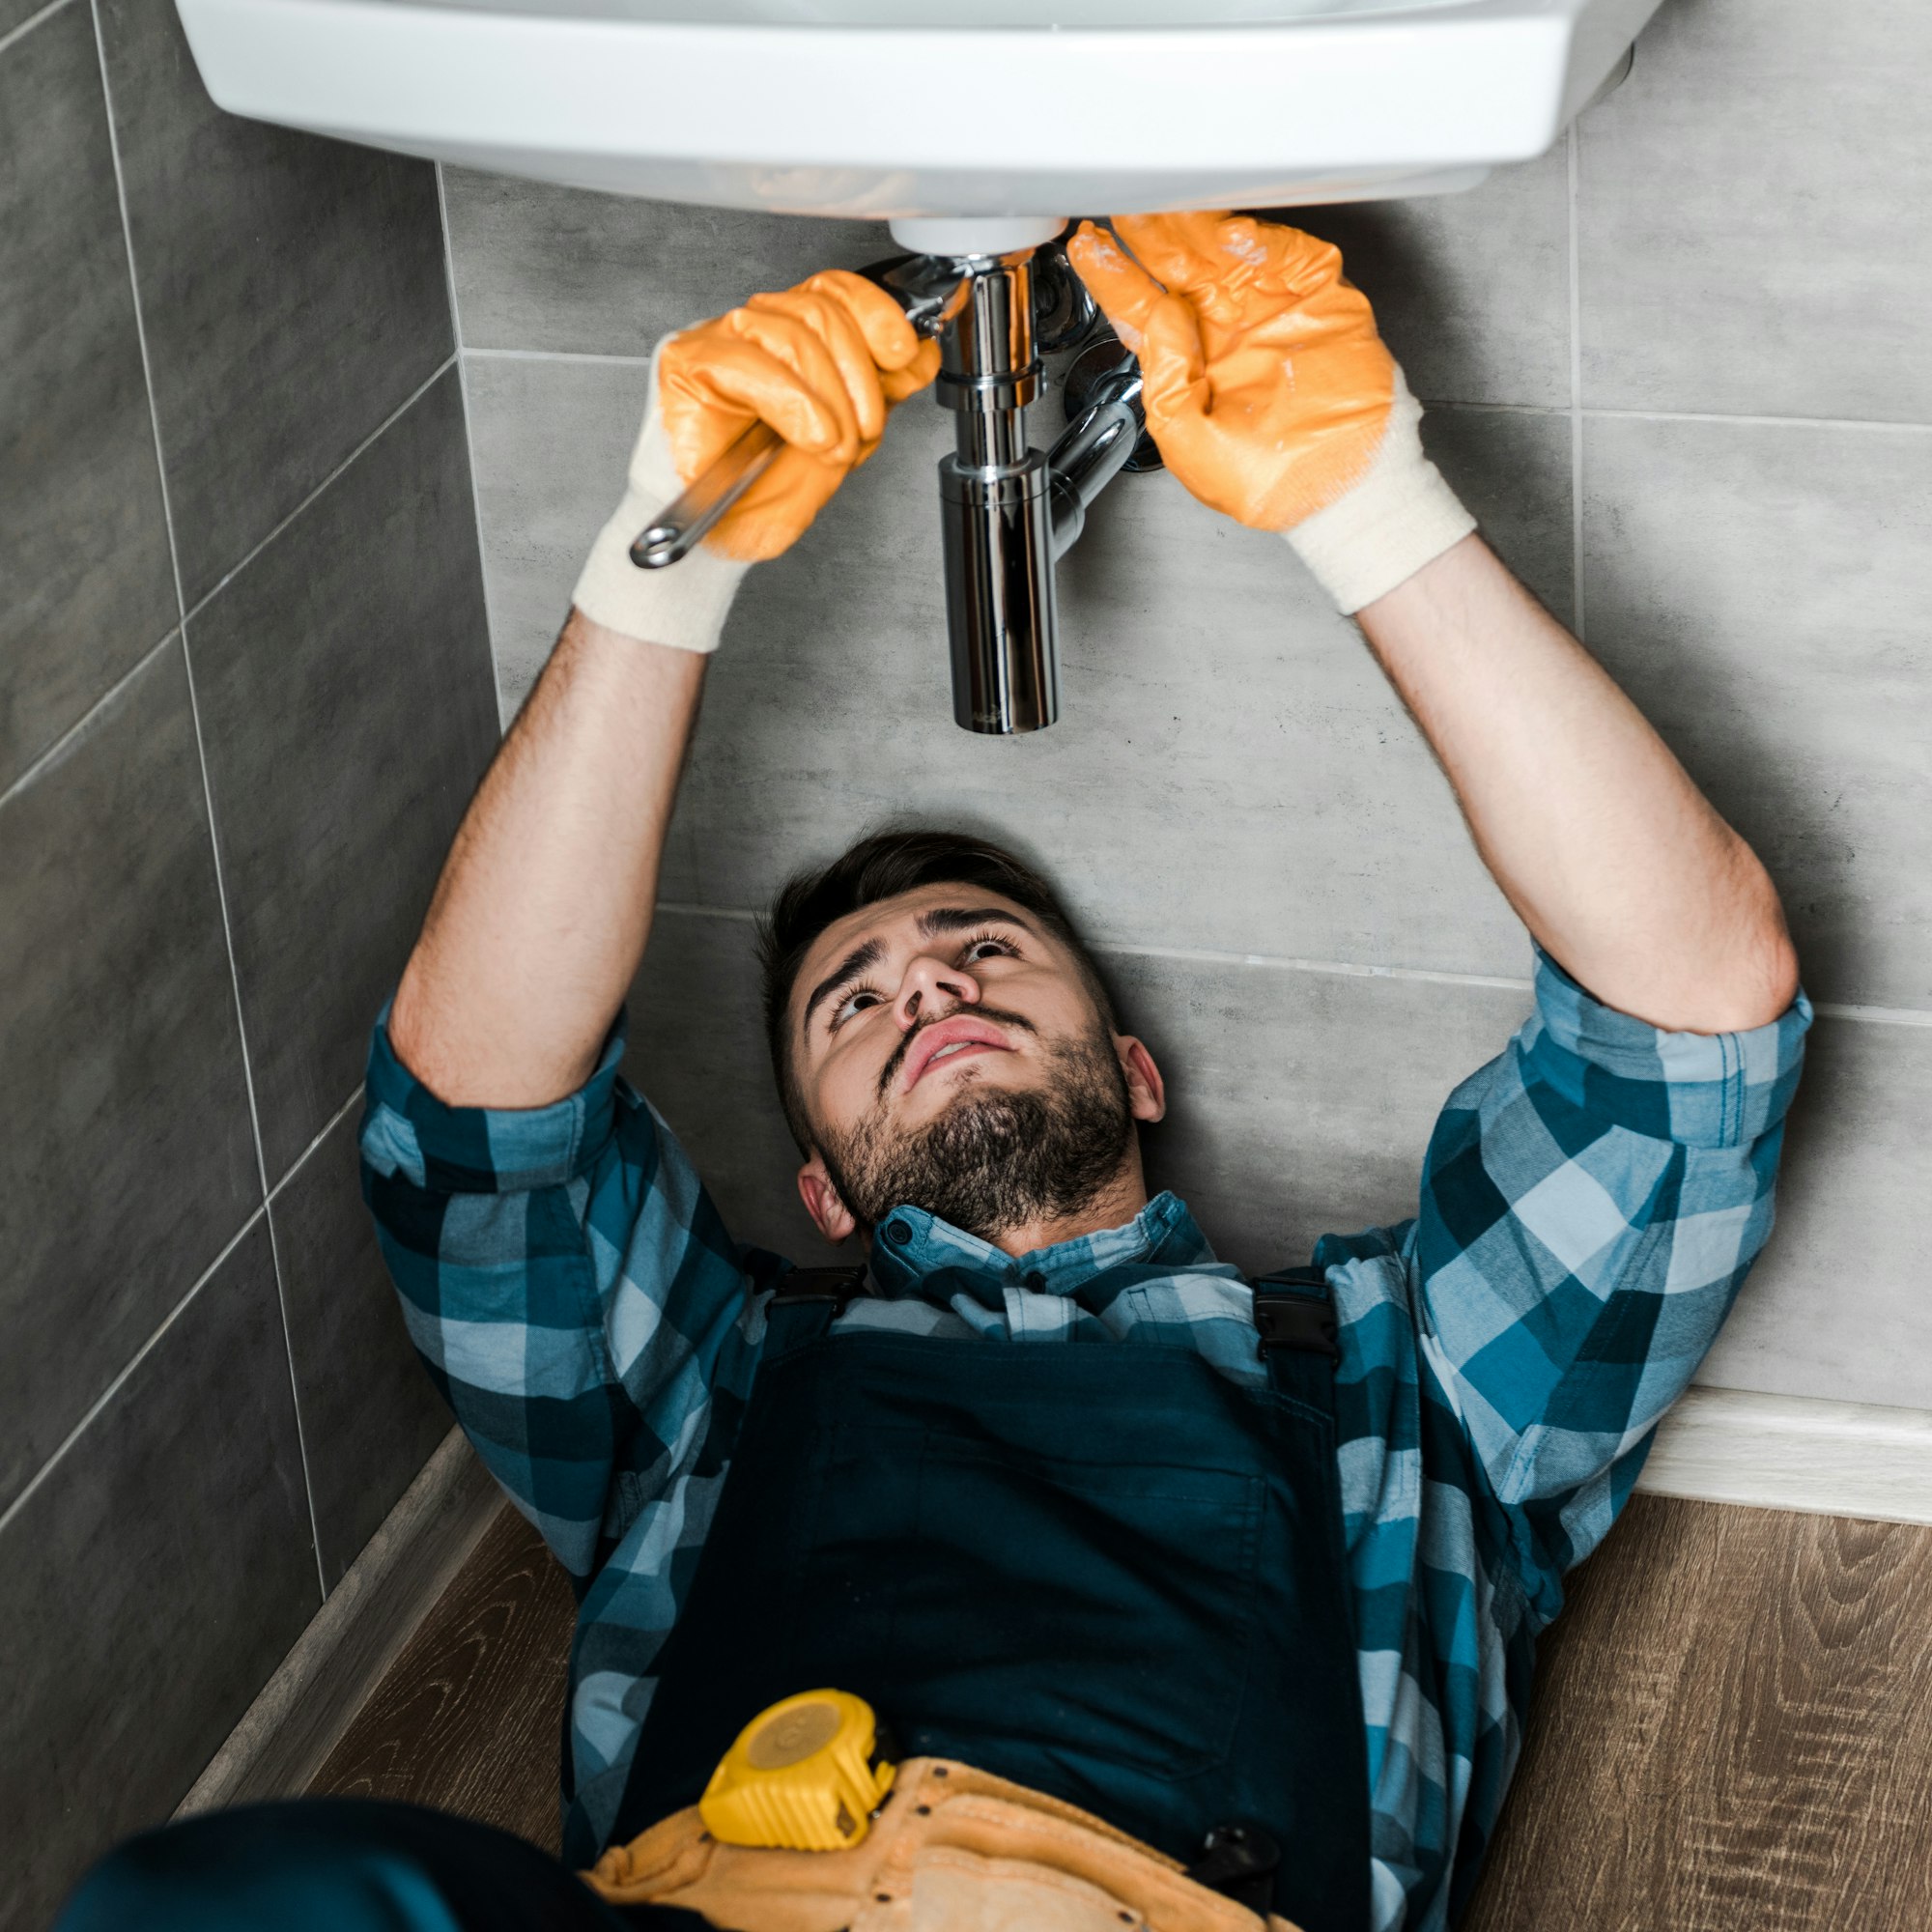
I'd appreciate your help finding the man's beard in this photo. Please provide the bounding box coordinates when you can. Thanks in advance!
[814,1013,1135,1246]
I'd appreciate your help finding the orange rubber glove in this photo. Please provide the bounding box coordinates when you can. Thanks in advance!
[1067,213,1474,613]
[573,270,940,651]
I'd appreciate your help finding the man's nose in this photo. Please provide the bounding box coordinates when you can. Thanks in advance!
[895,952,980,1031]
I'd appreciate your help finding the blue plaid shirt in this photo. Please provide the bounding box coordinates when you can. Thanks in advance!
[360,949,1809,1930]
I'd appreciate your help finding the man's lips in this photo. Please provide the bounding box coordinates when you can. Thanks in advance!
[901,1016,1016,1093]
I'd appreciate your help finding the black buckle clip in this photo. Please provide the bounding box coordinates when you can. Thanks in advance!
[1252,1266,1340,1360]
[1187,1821,1280,1915]
[770,1265,871,1314]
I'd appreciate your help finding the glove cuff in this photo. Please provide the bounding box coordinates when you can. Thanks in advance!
[570,341,752,655]
[1285,370,1477,615]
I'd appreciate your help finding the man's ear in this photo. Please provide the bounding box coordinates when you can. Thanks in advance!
[797,1152,860,1245]
[1117,1036,1167,1123]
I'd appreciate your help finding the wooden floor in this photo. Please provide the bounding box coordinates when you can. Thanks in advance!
[310,1494,1932,1927]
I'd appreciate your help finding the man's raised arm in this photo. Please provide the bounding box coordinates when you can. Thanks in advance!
[1354,534,1796,1033]
[1070,212,1797,1033]
[387,273,941,1107]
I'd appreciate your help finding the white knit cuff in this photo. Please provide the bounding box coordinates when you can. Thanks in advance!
[569,342,751,654]
[1285,371,1477,615]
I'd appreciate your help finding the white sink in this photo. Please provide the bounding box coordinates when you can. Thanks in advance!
[176,0,1662,240]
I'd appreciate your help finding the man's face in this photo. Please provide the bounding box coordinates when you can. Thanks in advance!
[786,883,1164,1247]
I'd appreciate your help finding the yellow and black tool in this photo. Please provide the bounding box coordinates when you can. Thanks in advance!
[698,1690,896,1852]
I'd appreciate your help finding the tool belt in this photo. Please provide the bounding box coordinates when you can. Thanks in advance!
[583,1755,1305,1932]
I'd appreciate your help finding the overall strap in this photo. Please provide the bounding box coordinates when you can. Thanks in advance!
[761,1264,871,1362]
[1250,1264,1341,1406]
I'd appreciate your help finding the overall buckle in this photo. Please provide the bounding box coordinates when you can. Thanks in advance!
[1251,1266,1340,1360]
[770,1265,871,1314]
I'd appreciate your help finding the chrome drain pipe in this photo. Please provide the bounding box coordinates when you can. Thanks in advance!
[633,241,1147,736]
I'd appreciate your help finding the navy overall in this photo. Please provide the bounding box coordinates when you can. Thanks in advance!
[618,1265,1372,1932]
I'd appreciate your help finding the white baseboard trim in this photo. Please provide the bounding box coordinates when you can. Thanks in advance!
[1639,1384,1932,1526]
[177,1428,502,1816]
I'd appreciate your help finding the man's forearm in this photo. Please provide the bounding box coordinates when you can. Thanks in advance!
[388,611,706,1107]
[1355,535,1799,1034]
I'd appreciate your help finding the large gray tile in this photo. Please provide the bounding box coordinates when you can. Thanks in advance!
[1291,141,1574,410]
[97,0,452,605]
[0,640,259,1513]
[682,397,1569,971]
[628,910,842,1271]
[444,173,889,355]
[190,371,499,1179]
[1582,412,1932,1010]
[631,911,1922,1411]
[471,348,1573,975]
[1578,0,1932,420]
[465,350,652,724]
[0,1218,316,1932]
[270,1101,450,1586]
[0,0,175,791]
[1699,1013,1932,1411]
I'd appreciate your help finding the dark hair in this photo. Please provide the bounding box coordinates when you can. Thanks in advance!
[756,828,1119,1154]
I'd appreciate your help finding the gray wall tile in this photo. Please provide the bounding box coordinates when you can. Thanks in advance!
[270,1103,450,1586]
[0,641,259,1512]
[1582,412,1932,1010]
[96,0,452,606]
[465,351,651,726]
[1578,0,1932,420]
[0,1219,315,1932]
[631,909,1918,1409]
[470,348,1569,975]
[444,171,887,355]
[1293,141,1574,410]
[0,0,175,792]
[1699,1014,1932,1411]
[189,371,499,1179]
[0,0,52,45]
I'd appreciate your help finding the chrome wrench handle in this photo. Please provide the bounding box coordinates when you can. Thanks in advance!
[629,420,783,570]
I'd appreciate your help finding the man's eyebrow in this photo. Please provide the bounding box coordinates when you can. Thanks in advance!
[915,906,1039,941]
[800,937,884,1039]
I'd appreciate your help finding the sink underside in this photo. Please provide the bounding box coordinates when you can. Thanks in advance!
[176,0,1662,219]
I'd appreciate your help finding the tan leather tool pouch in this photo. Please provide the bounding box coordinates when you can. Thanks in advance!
[582,1757,1304,1932]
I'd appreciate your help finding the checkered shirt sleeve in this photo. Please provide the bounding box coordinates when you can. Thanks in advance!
[1415,948,1812,1620]
[357,1008,764,1585]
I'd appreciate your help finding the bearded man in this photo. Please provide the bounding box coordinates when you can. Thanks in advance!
[58,214,1807,1932]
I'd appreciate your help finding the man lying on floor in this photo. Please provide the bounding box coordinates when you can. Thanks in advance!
[60,213,1808,1932]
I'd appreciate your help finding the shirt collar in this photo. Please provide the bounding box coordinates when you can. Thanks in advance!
[867,1190,1213,1301]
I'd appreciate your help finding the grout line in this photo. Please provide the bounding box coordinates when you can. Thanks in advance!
[463,344,653,369]
[0,0,74,57]
[90,0,327,1602]
[267,1084,367,1208]
[1583,405,1932,436]
[456,350,1932,440]
[1098,939,1531,992]
[650,902,1932,1028]
[436,165,508,730]
[0,1203,269,1541]
[1425,400,1567,418]
[0,628,177,812]
[1812,1001,1932,1030]
[1566,122,1586,642]
[180,354,458,631]
[658,900,758,923]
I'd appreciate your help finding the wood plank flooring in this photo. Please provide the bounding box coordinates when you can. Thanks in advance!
[308,1502,577,1853]
[1462,1494,1932,1932]
[312,1493,1932,1926]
